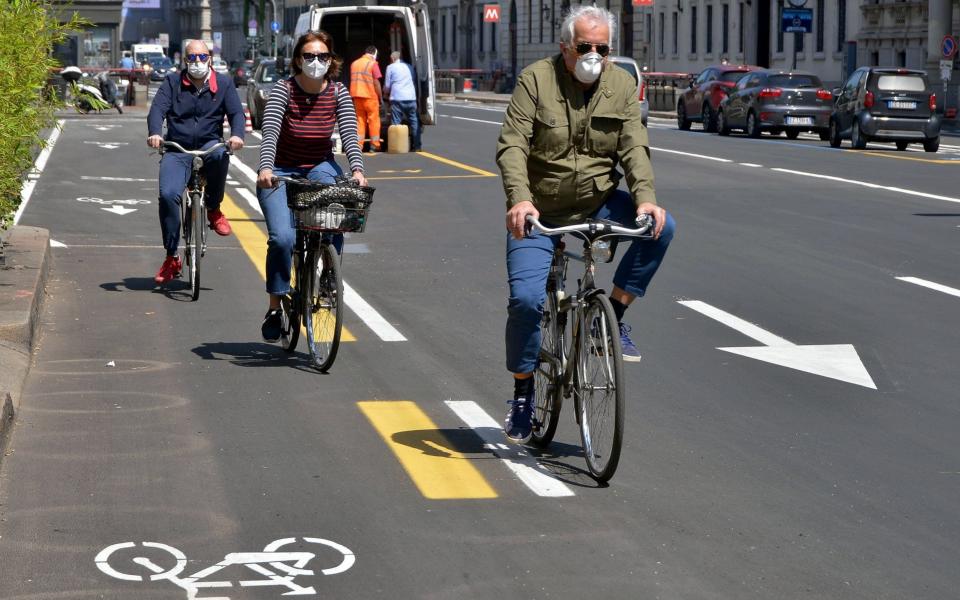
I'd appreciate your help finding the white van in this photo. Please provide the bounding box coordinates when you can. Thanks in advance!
[132,43,166,66]
[294,2,436,130]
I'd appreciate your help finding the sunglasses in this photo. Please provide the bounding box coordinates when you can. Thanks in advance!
[186,53,209,62]
[301,52,332,62]
[573,42,610,57]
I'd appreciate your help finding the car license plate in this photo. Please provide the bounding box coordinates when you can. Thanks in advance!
[786,116,813,126]
[888,101,917,109]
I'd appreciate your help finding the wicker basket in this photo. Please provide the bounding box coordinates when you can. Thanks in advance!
[284,178,375,233]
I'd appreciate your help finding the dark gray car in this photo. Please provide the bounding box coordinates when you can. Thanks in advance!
[828,67,941,152]
[716,71,833,139]
[246,59,289,130]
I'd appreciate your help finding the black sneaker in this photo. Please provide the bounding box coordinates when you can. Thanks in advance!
[504,394,534,444]
[261,309,283,343]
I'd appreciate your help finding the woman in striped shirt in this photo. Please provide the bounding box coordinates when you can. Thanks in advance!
[256,30,367,342]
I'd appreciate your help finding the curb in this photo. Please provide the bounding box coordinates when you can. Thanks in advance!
[0,225,51,447]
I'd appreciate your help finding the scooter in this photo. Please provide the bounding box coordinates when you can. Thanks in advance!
[61,66,124,114]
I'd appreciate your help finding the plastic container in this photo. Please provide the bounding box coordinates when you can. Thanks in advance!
[387,124,409,154]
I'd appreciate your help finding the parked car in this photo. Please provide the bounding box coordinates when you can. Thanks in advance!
[828,67,941,152]
[232,59,255,87]
[608,55,648,126]
[716,70,833,139]
[677,64,760,132]
[246,59,289,130]
[147,56,176,82]
[211,55,229,75]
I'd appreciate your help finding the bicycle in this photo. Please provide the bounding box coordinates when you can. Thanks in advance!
[526,214,654,482]
[160,141,230,301]
[271,175,375,371]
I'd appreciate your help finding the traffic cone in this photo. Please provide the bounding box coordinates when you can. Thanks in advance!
[244,108,253,132]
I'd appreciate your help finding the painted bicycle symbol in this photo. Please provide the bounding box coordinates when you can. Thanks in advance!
[95,537,355,599]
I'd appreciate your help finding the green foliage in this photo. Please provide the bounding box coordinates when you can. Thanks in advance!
[0,0,85,229]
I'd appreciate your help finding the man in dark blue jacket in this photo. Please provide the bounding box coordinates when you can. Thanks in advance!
[147,39,246,285]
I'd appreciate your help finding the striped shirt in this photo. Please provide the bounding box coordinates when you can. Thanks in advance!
[258,77,363,173]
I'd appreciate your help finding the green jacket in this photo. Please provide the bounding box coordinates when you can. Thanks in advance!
[496,55,656,225]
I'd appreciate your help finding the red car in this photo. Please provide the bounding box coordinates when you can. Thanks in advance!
[677,64,761,132]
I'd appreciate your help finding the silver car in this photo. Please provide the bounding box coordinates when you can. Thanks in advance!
[608,56,649,127]
[716,70,833,139]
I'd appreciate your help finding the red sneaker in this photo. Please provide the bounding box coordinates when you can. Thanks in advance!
[154,256,182,285]
[208,209,232,236]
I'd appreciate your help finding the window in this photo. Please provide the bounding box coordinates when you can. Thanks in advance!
[672,12,678,54]
[738,2,744,53]
[539,0,544,43]
[550,0,556,42]
[441,14,447,53]
[878,74,925,91]
[836,0,846,53]
[706,5,713,54]
[452,13,457,53]
[478,7,485,51]
[722,4,728,54]
[527,0,532,43]
[776,4,784,53]
[796,31,803,52]
[691,6,698,54]
[659,12,665,53]
[647,13,653,44]
[491,20,497,51]
[816,0,824,52]
[768,73,822,87]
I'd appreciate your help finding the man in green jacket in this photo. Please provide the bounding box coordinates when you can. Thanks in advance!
[496,4,675,443]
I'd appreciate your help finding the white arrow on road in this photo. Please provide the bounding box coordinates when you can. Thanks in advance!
[678,300,877,389]
[101,206,138,216]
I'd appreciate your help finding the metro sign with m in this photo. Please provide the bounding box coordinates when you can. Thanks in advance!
[483,4,500,22]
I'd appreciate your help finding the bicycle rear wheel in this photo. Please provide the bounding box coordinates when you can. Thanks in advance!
[280,245,302,353]
[532,286,563,447]
[574,293,625,482]
[304,242,343,372]
[188,190,202,301]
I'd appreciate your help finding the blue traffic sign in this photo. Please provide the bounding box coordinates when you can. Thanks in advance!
[942,35,957,59]
[271,21,280,33]
[782,8,812,33]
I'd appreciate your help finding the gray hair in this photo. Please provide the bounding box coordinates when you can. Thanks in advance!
[559,5,615,46]
[390,51,401,61]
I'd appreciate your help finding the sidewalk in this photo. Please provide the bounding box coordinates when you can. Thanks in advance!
[0,226,50,446]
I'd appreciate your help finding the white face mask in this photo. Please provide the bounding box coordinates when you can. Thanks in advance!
[573,51,604,85]
[303,58,329,80]
[187,60,209,79]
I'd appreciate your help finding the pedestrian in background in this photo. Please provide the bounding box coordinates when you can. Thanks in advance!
[349,45,382,151]
[119,52,134,70]
[384,50,421,151]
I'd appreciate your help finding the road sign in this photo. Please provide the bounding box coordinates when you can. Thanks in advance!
[942,35,957,59]
[158,33,169,50]
[271,20,280,33]
[248,19,257,37]
[782,8,812,33]
[483,4,500,22]
[212,31,222,54]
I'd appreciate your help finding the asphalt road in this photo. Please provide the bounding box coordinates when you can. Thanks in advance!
[1,100,959,599]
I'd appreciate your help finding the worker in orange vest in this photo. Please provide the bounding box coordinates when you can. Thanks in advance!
[349,45,383,151]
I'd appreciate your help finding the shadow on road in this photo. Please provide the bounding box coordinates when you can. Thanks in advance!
[100,278,212,302]
[191,340,320,372]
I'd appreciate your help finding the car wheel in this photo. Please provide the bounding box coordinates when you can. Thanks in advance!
[923,136,940,153]
[851,121,867,149]
[677,102,691,130]
[895,141,908,151]
[716,109,730,136]
[702,102,716,133]
[785,129,800,140]
[828,120,842,148]
[746,111,761,138]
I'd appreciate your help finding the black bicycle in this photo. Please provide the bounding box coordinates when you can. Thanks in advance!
[160,141,229,301]
[526,214,653,482]
[271,175,374,371]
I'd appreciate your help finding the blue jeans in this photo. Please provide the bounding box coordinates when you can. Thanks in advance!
[257,160,344,296]
[158,140,229,256]
[505,189,676,374]
[390,100,421,150]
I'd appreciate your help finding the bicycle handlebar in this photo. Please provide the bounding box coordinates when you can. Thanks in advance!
[160,141,230,156]
[525,214,654,238]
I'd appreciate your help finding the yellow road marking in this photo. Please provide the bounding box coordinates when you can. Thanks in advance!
[855,150,960,165]
[416,151,498,176]
[221,192,356,342]
[358,401,497,499]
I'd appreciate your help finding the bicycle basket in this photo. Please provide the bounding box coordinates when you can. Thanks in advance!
[284,178,375,233]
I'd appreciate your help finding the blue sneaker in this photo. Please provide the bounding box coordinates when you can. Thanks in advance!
[619,323,642,363]
[504,395,534,443]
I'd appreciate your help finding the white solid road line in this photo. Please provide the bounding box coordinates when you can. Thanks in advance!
[228,155,406,342]
[896,276,960,299]
[444,400,576,497]
[15,119,64,225]
[439,114,503,125]
[771,168,960,204]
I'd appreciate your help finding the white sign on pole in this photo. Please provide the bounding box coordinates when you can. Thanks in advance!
[213,31,222,54]
[248,19,258,37]
[158,33,169,50]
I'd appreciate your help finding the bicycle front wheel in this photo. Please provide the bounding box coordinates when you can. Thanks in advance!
[188,191,203,301]
[575,294,625,482]
[304,242,343,372]
[532,287,563,447]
